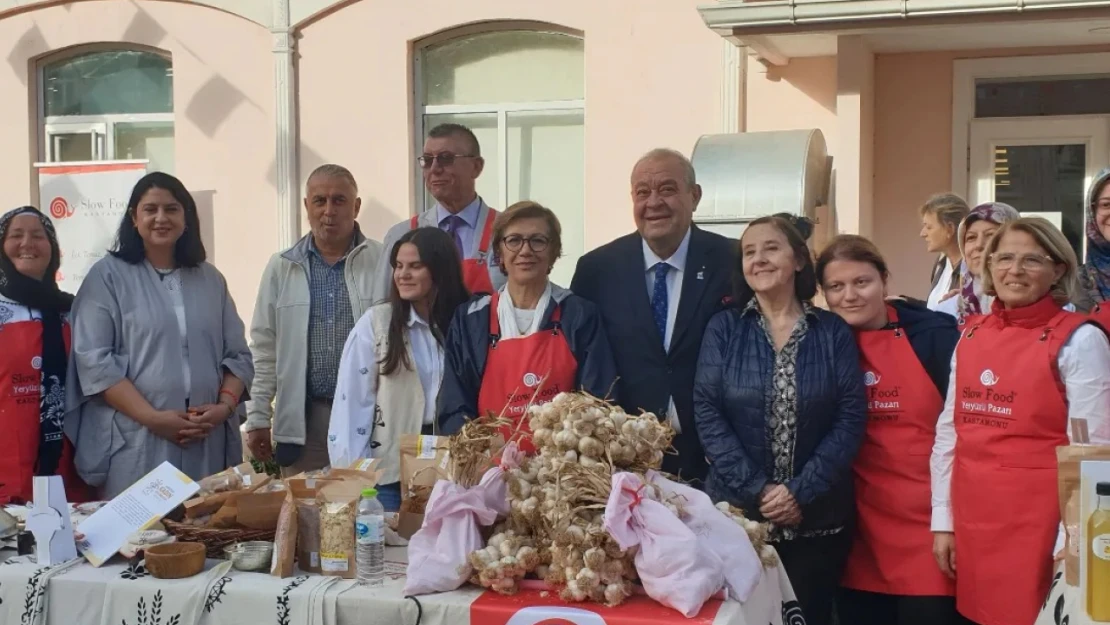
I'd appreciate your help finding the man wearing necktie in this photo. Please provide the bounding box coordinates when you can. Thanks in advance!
[373,123,504,303]
[571,148,735,486]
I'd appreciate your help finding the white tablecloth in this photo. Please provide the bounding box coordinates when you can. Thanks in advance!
[0,548,801,625]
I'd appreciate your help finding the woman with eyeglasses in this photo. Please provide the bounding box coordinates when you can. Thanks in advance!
[437,201,618,450]
[930,218,1110,625]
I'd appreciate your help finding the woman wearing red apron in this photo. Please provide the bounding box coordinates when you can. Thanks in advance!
[931,218,1110,625]
[437,201,618,450]
[0,206,89,505]
[816,235,964,625]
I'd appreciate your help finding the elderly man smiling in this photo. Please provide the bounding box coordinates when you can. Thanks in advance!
[570,148,735,486]
[245,164,384,475]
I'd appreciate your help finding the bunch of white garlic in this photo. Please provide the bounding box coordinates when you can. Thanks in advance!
[468,529,542,595]
[715,501,779,567]
[544,519,636,606]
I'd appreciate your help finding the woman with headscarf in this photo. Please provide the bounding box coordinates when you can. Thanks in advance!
[935,202,1021,324]
[0,206,89,504]
[1079,167,1110,322]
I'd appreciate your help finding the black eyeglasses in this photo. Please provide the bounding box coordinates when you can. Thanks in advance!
[417,153,477,169]
[502,234,550,253]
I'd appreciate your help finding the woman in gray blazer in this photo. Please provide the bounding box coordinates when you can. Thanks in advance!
[65,172,254,498]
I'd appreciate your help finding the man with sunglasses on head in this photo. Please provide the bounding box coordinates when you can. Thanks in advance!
[372,123,504,303]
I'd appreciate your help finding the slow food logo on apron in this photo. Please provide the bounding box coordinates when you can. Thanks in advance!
[864,370,902,420]
[960,368,1016,429]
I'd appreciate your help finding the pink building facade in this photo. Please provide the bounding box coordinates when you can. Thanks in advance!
[2,0,1109,315]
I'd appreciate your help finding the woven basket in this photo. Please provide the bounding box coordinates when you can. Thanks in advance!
[163,519,275,559]
[144,542,206,579]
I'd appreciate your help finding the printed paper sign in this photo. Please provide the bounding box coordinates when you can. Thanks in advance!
[75,461,199,566]
[35,160,148,294]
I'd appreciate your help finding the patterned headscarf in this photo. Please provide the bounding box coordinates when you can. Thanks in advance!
[0,206,73,477]
[955,202,1021,322]
[1080,168,1110,304]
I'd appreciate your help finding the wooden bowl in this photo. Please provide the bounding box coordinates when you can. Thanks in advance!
[144,541,206,579]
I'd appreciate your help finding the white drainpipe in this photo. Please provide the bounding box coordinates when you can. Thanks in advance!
[700,0,1110,30]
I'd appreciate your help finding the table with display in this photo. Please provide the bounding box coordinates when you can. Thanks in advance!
[0,546,803,625]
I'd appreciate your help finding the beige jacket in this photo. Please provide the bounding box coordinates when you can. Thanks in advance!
[245,231,384,444]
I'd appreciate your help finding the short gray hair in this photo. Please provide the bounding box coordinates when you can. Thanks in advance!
[306,164,358,194]
[635,148,696,188]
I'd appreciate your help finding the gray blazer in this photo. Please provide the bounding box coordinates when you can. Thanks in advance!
[64,255,254,498]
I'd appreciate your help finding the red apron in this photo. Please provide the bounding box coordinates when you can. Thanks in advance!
[476,292,578,453]
[842,306,955,597]
[0,319,89,505]
[952,297,1089,625]
[411,206,497,294]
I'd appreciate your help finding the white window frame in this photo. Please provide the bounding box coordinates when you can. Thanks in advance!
[968,116,1110,260]
[37,50,174,164]
[411,35,585,213]
[951,52,1110,197]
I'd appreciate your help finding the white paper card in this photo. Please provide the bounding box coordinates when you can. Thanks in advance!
[75,461,199,566]
[27,475,78,565]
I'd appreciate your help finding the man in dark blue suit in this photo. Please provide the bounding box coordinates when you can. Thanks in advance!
[570,148,735,486]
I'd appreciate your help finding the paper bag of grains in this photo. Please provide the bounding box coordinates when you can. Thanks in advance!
[1057,444,1110,585]
[270,489,298,577]
[287,478,332,573]
[398,434,450,538]
[317,478,376,578]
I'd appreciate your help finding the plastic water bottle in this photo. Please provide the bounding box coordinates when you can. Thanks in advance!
[355,487,385,587]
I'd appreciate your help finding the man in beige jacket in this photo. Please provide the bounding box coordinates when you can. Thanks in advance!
[245,164,383,475]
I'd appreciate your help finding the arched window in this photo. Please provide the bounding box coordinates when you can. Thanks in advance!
[40,49,175,172]
[417,28,584,286]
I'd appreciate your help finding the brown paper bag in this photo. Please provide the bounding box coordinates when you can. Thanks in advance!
[270,489,298,577]
[1057,444,1110,586]
[237,490,288,530]
[286,478,337,574]
[317,478,376,578]
[398,434,449,538]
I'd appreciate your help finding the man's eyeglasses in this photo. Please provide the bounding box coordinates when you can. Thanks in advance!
[988,252,1056,272]
[417,153,477,169]
[502,234,550,253]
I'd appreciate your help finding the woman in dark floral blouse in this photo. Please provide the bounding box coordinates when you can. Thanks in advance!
[693,214,867,625]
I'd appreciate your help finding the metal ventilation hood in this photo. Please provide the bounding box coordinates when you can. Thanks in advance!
[691,129,830,236]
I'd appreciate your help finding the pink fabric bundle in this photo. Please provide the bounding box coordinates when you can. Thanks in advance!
[603,472,725,617]
[647,470,762,602]
[478,441,524,518]
[403,479,499,595]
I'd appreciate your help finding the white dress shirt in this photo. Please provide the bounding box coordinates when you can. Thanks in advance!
[329,306,444,461]
[642,228,692,433]
[927,257,957,311]
[436,197,482,255]
[930,323,1110,551]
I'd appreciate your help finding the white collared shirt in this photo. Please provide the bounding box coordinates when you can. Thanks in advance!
[435,197,482,256]
[927,257,957,311]
[642,228,692,432]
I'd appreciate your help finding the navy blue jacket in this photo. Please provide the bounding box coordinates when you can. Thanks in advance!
[694,305,867,533]
[436,285,619,434]
[570,227,736,485]
[888,298,959,398]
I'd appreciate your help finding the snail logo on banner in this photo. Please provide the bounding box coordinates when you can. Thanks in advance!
[470,588,722,625]
[34,160,148,294]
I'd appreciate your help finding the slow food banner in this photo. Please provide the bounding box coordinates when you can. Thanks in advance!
[35,161,147,293]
